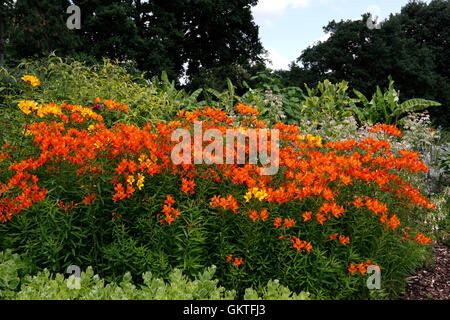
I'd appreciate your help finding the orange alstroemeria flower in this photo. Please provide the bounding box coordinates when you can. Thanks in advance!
[302,211,312,222]
[357,263,367,275]
[233,257,244,268]
[274,217,282,228]
[284,218,295,229]
[348,263,357,275]
[316,212,326,225]
[260,208,269,221]
[339,235,350,246]
[329,233,338,241]
[248,210,259,222]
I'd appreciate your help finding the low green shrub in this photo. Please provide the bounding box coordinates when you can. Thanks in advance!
[0,56,445,301]
[0,251,309,300]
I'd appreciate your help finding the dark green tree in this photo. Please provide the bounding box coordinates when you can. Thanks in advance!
[0,0,14,65]
[131,0,186,82]
[181,0,265,90]
[7,0,82,60]
[73,0,142,67]
[4,0,265,89]
[398,0,450,126]
[282,0,449,126]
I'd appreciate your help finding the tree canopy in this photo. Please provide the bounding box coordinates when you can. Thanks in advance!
[278,0,449,126]
[3,0,265,88]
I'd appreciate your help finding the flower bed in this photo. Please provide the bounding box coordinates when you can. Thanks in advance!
[0,76,437,299]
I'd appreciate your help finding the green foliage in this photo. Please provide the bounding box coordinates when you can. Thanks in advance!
[244,280,310,300]
[5,0,80,61]
[0,55,191,127]
[0,56,444,300]
[352,77,441,125]
[437,145,450,178]
[280,0,450,127]
[240,72,440,127]
[14,266,236,300]
[0,252,310,300]
[429,188,450,245]
[0,250,31,299]
[295,79,354,123]
[5,0,264,88]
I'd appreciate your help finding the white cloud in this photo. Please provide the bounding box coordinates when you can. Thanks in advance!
[318,32,330,43]
[252,0,311,22]
[266,47,291,70]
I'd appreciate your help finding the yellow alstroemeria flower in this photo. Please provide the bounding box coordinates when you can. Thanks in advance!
[127,175,135,186]
[254,190,268,201]
[136,173,145,190]
[22,128,32,136]
[18,100,37,115]
[138,154,148,163]
[21,75,40,87]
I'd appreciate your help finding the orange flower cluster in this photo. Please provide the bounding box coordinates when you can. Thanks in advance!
[226,254,244,268]
[291,236,312,253]
[235,103,258,116]
[36,102,63,118]
[370,123,402,137]
[319,202,345,219]
[209,194,239,214]
[103,99,129,112]
[161,195,181,225]
[1,99,435,277]
[361,197,388,215]
[17,99,128,124]
[348,260,376,275]
[82,193,97,206]
[272,216,297,229]
[18,100,38,115]
[413,232,432,245]
[284,218,295,229]
[352,196,401,230]
[339,235,350,245]
[21,75,40,87]
[0,163,47,222]
[181,178,195,195]
[328,233,350,245]
[379,213,401,230]
[273,217,282,228]
[60,102,104,123]
[260,208,269,221]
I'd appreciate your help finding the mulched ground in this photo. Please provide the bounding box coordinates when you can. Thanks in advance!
[401,242,450,300]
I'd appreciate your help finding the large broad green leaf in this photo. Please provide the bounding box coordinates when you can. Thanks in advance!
[353,89,370,108]
[393,99,441,118]
[348,101,365,123]
[227,78,235,97]
[161,71,169,85]
[205,88,222,100]
[189,89,203,101]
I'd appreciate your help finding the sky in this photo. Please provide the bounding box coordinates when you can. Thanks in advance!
[251,0,432,70]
